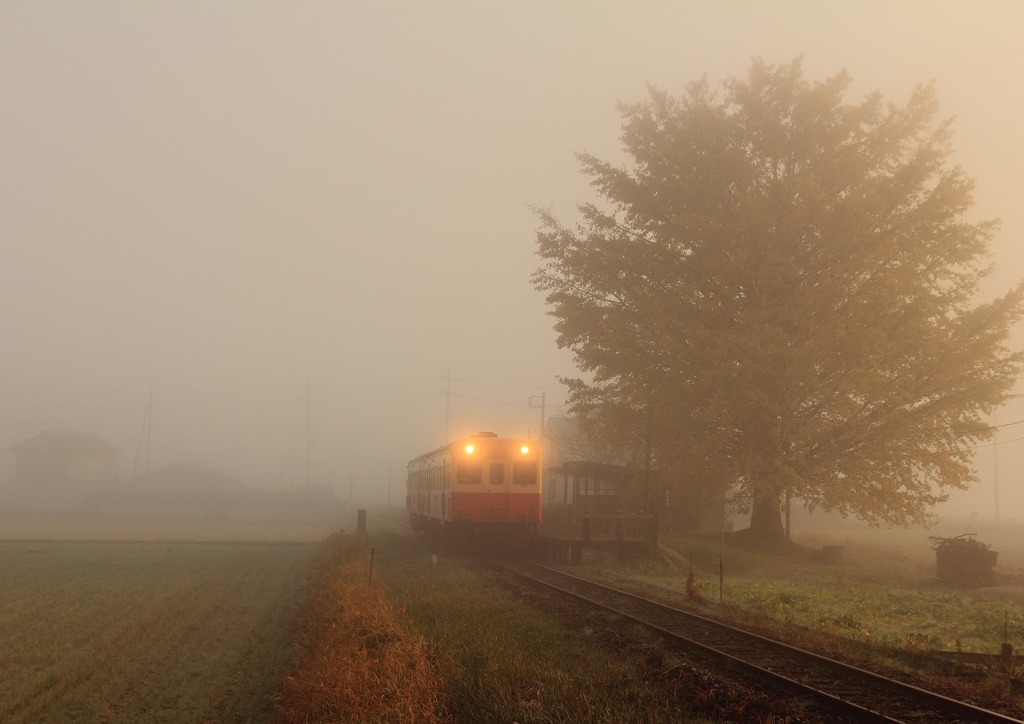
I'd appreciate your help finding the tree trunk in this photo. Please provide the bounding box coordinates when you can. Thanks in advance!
[749,488,786,540]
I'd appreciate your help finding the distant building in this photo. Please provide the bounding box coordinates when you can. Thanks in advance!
[115,463,339,522]
[11,431,119,484]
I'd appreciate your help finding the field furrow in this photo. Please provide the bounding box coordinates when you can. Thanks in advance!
[0,541,315,723]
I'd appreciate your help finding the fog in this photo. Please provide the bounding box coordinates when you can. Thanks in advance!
[1,2,1022,522]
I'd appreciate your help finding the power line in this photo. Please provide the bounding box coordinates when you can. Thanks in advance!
[311,392,442,407]
[974,434,1024,449]
[0,403,143,410]
[457,378,566,391]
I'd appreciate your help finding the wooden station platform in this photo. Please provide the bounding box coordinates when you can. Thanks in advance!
[535,513,658,562]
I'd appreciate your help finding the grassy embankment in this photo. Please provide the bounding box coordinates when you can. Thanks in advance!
[274,533,446,721]
[280,531,722,722]
[598,523,1024,707]
[644,524,1024,655]
[280,513,1024,719]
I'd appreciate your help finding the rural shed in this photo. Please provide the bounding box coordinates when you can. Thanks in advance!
[11,431,120,484]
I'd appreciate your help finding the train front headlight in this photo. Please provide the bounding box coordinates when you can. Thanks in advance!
[465,444,475,455]
[520,445,530,455]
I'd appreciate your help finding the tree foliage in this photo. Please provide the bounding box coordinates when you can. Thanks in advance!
[533,58,1024,538]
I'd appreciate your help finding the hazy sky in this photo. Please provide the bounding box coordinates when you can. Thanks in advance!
[2,2,1022,518]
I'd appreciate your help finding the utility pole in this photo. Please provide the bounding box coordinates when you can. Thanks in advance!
[133,384,153,478]
[993,411,1000,519]
[145,384,152,473]
[630,406,653,512]
[305,378,312,488]
[630,423,652,514]
[528,392,546,438]
[643,405,652,513]
[440,368,458,443]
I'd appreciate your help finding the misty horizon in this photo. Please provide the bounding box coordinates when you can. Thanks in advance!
[2,2,1022,523]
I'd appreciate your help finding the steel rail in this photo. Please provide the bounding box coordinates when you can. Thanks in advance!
[499,561,1022,724]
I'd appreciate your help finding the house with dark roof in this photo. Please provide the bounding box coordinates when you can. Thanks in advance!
[11,431,119,484]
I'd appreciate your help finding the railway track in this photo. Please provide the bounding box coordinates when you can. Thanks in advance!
[497,560,1022,723]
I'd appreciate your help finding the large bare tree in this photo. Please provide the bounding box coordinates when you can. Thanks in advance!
[533,58,1023,540]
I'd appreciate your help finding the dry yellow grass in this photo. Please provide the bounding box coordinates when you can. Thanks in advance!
[274,534,449,723]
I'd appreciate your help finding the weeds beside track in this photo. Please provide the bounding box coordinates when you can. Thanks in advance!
[274,533,447,722]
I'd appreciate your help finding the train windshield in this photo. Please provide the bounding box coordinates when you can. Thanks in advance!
[457,459,482,485]
[513,460,538,486]
[489,462,505,486]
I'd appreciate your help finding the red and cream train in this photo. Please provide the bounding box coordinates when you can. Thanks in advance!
[406,432,542,535]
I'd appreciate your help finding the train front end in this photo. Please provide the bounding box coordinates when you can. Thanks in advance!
[448,433,542,534]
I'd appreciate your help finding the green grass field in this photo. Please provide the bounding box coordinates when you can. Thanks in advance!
[618,522,1024,665]
[0,540,316,723]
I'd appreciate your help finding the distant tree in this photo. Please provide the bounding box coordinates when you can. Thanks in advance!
[533,58,1024,541]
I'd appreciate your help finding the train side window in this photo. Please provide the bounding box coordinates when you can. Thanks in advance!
[457,460,482,485]
[489,462,505,486]
[513,460,537,486]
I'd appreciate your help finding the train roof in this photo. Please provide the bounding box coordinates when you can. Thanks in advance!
[407,432,532,465]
